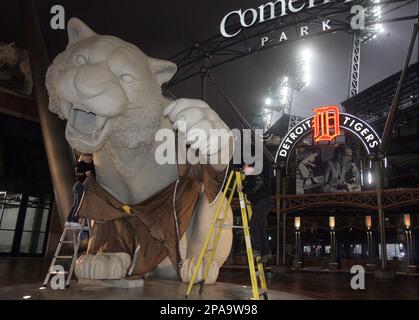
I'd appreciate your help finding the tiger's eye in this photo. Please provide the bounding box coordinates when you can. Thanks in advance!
[75,54,88,65]
[120,73,136,83]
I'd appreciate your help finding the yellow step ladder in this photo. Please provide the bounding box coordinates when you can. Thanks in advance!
[185,169,268,300]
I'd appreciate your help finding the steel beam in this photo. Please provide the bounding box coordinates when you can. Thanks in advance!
[380,23,419,153]
[348,33,362,98]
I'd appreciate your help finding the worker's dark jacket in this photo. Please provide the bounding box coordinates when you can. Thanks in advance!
[243,173,271,203]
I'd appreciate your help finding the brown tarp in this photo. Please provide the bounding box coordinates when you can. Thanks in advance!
[77,164,227,278]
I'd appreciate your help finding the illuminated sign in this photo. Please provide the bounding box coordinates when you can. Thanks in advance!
[220,0,342,39]
[312,106,341,142]
[275,106,381,167]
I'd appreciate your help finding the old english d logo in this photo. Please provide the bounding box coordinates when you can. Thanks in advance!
[312,106,341,142]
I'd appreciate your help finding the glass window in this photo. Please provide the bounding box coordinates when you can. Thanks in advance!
[36,233,45,254]
[19,231,45,254]
[0,230,14,253]
[19,231,31,253]
[23,197,49,234]
[23,206,36,231]
[0,191,6,213]
[41,209,50,232]
[0,206,19,230]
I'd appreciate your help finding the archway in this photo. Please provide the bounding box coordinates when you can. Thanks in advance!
[302,225,331,269]
[337,226,368,269]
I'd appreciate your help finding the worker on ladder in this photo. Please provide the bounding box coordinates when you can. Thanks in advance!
[42,153,94,288]
[239,162,272,262]
[65,153,95,228]
[185,165,269,300]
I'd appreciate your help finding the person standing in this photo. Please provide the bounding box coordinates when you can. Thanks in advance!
[238,163,272,261]
[65,153,95,227]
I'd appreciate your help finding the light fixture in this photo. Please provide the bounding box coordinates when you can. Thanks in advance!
[295,217,301,230]
[265,97,272,106]
[404,214,411,229]
[22,295,31,300]
[365,216,372,230]
[329,216,335,230]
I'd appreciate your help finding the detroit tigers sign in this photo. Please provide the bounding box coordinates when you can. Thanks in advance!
[275,106,381,165]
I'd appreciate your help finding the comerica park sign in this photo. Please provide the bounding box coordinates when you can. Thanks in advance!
[275,106,381,165]
[220,0,353,38]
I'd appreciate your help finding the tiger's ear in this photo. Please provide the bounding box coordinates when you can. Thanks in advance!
[67,18,96,46]
[148,57,177,86]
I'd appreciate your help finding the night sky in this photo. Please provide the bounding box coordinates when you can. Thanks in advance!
[1,0,418,129]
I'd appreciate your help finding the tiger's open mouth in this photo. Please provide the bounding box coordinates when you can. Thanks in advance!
[63,102,113,149]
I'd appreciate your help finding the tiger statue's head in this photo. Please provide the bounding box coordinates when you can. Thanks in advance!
[46,18,177,154]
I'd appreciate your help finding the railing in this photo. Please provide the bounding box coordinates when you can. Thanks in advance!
[231,188,419,213]
[275,188,419,213]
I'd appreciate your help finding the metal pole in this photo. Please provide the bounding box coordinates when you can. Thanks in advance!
[407,229,415,266]
[275,169,282,265]
[411,231,415,266]
[375,160,388,270]
[405,229,412,265]
[380,23,418,152]
[295,229,302,267]
[282,213,287,265]
[367,230,373,265]
[200,72,207,101]
[20,0,75,225]
[200,54,211,102]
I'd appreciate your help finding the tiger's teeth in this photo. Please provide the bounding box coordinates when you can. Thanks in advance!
[62,101,72,119]
[73,104,90,113]
[96,116,106,129]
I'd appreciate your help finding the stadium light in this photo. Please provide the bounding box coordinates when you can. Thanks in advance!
[281,76,290,103]
[259,48,313,131]
[365,0,385,41]
[300,48,312,61]
[297,48,312,89]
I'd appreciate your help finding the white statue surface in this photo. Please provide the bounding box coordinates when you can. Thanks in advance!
[46,18,233,283]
